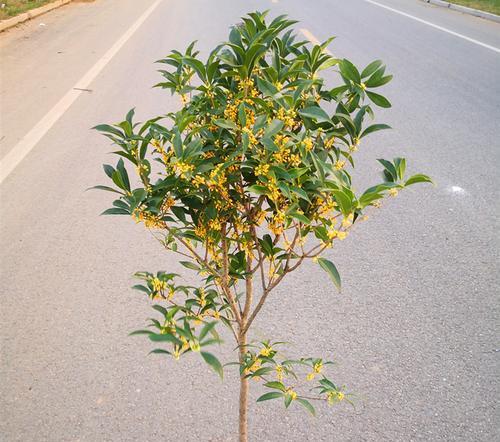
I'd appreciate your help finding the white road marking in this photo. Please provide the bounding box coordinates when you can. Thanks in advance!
[363,0,500,54]
[300,28,333,55]
[447,185,467,194]
[0,0,163,185]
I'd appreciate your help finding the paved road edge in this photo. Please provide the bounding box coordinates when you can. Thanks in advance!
[0,0,72,33]
[420,0,500,23]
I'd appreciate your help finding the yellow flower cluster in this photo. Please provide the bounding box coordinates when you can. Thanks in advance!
[270,210,286,235]
[237,77,259,98]
[173,161,195,178]
[132,208,166,229]
[242,126,258,145]
[276,107,298,129]
[224,103,238,121]
[334,160,346,170]
[267,177,281,202]
[191,175,206,188]
[306,361,323,381]
[259,346,273,357]
[317,197,337,217]
[244,357,261,375]
[208,219,222,231]
[324,136,335,149]
[327,390,345,405]
[194,222,207,239]
[161,196,175,213]
[151,277,167,292]
[255,163,270,176]
[276,365,284,382]
[303,137,314,151]
[286,388,297,400]
[349,137,360,153]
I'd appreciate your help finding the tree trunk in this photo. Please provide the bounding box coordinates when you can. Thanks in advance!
[239,333,249,442]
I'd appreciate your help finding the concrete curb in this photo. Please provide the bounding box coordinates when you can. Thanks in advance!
[421,0,500,23]
[0,0,72,33]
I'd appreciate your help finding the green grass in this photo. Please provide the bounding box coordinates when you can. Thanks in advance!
[447,0,500,15]
[0,0,54,20]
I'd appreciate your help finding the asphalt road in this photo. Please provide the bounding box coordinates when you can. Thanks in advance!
[1,0,499,441]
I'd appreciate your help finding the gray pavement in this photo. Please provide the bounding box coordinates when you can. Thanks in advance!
[1,0,499,441]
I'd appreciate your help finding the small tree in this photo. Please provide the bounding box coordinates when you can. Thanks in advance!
[95,11,432,441]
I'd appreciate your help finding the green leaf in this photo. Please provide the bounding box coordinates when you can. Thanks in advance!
[264,381,286,392]
[405,174,434,186]
[199,321,218,341]
[299,106,330,124]
[264,119,284,138]
[284,393,293,408]
[101,207,129,215]
[149,334,182,345]
[297,398,316,416]
[256,392,283,402]
[377,159,398,182]
[361,124,391,138]
[248,185,269,195]
[366,91,391,108]
[129,329,154,336]
[90,185,124,195]
[201,351,223,379]
[317,257,341,291]
[256,77,279,97]
[180,261,200,271]
[361,60,383,79]
[332,189,352,215]
[289,212,311,225]
[214,119,238,130]
[172,129,183,157]
[149,349,171,355]
[340,59,361,83]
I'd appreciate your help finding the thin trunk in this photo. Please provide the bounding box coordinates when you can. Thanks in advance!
[239,267,252,442]
[238,334,249,442]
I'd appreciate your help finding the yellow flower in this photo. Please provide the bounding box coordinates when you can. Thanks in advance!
[260,346,273,357]
[173,161,195,178]
[327,229,338,240]
[286,388,297,400]
[306,372,315,381]
[360,82,366,90]
[255,164,270,176]
[337,231,348,240]
[289,153,301,167]
[303,137,314,151]
[349,137,360,153]
[341,213,353,228]
[161,197,176,213]
[313,361,323,373]
[151,277,167,292]
[167,286,175,300]
[334,160,346,170]
[224,103,238,121]
[192,175,206,187]
[324,136,335,149]
[327,390,345,405]
[275,365,284,382]
[208,219,222,231]
[242,126,257,145]
[388,188,399,197]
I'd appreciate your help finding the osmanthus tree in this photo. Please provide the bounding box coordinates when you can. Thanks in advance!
[95,11,432,442]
